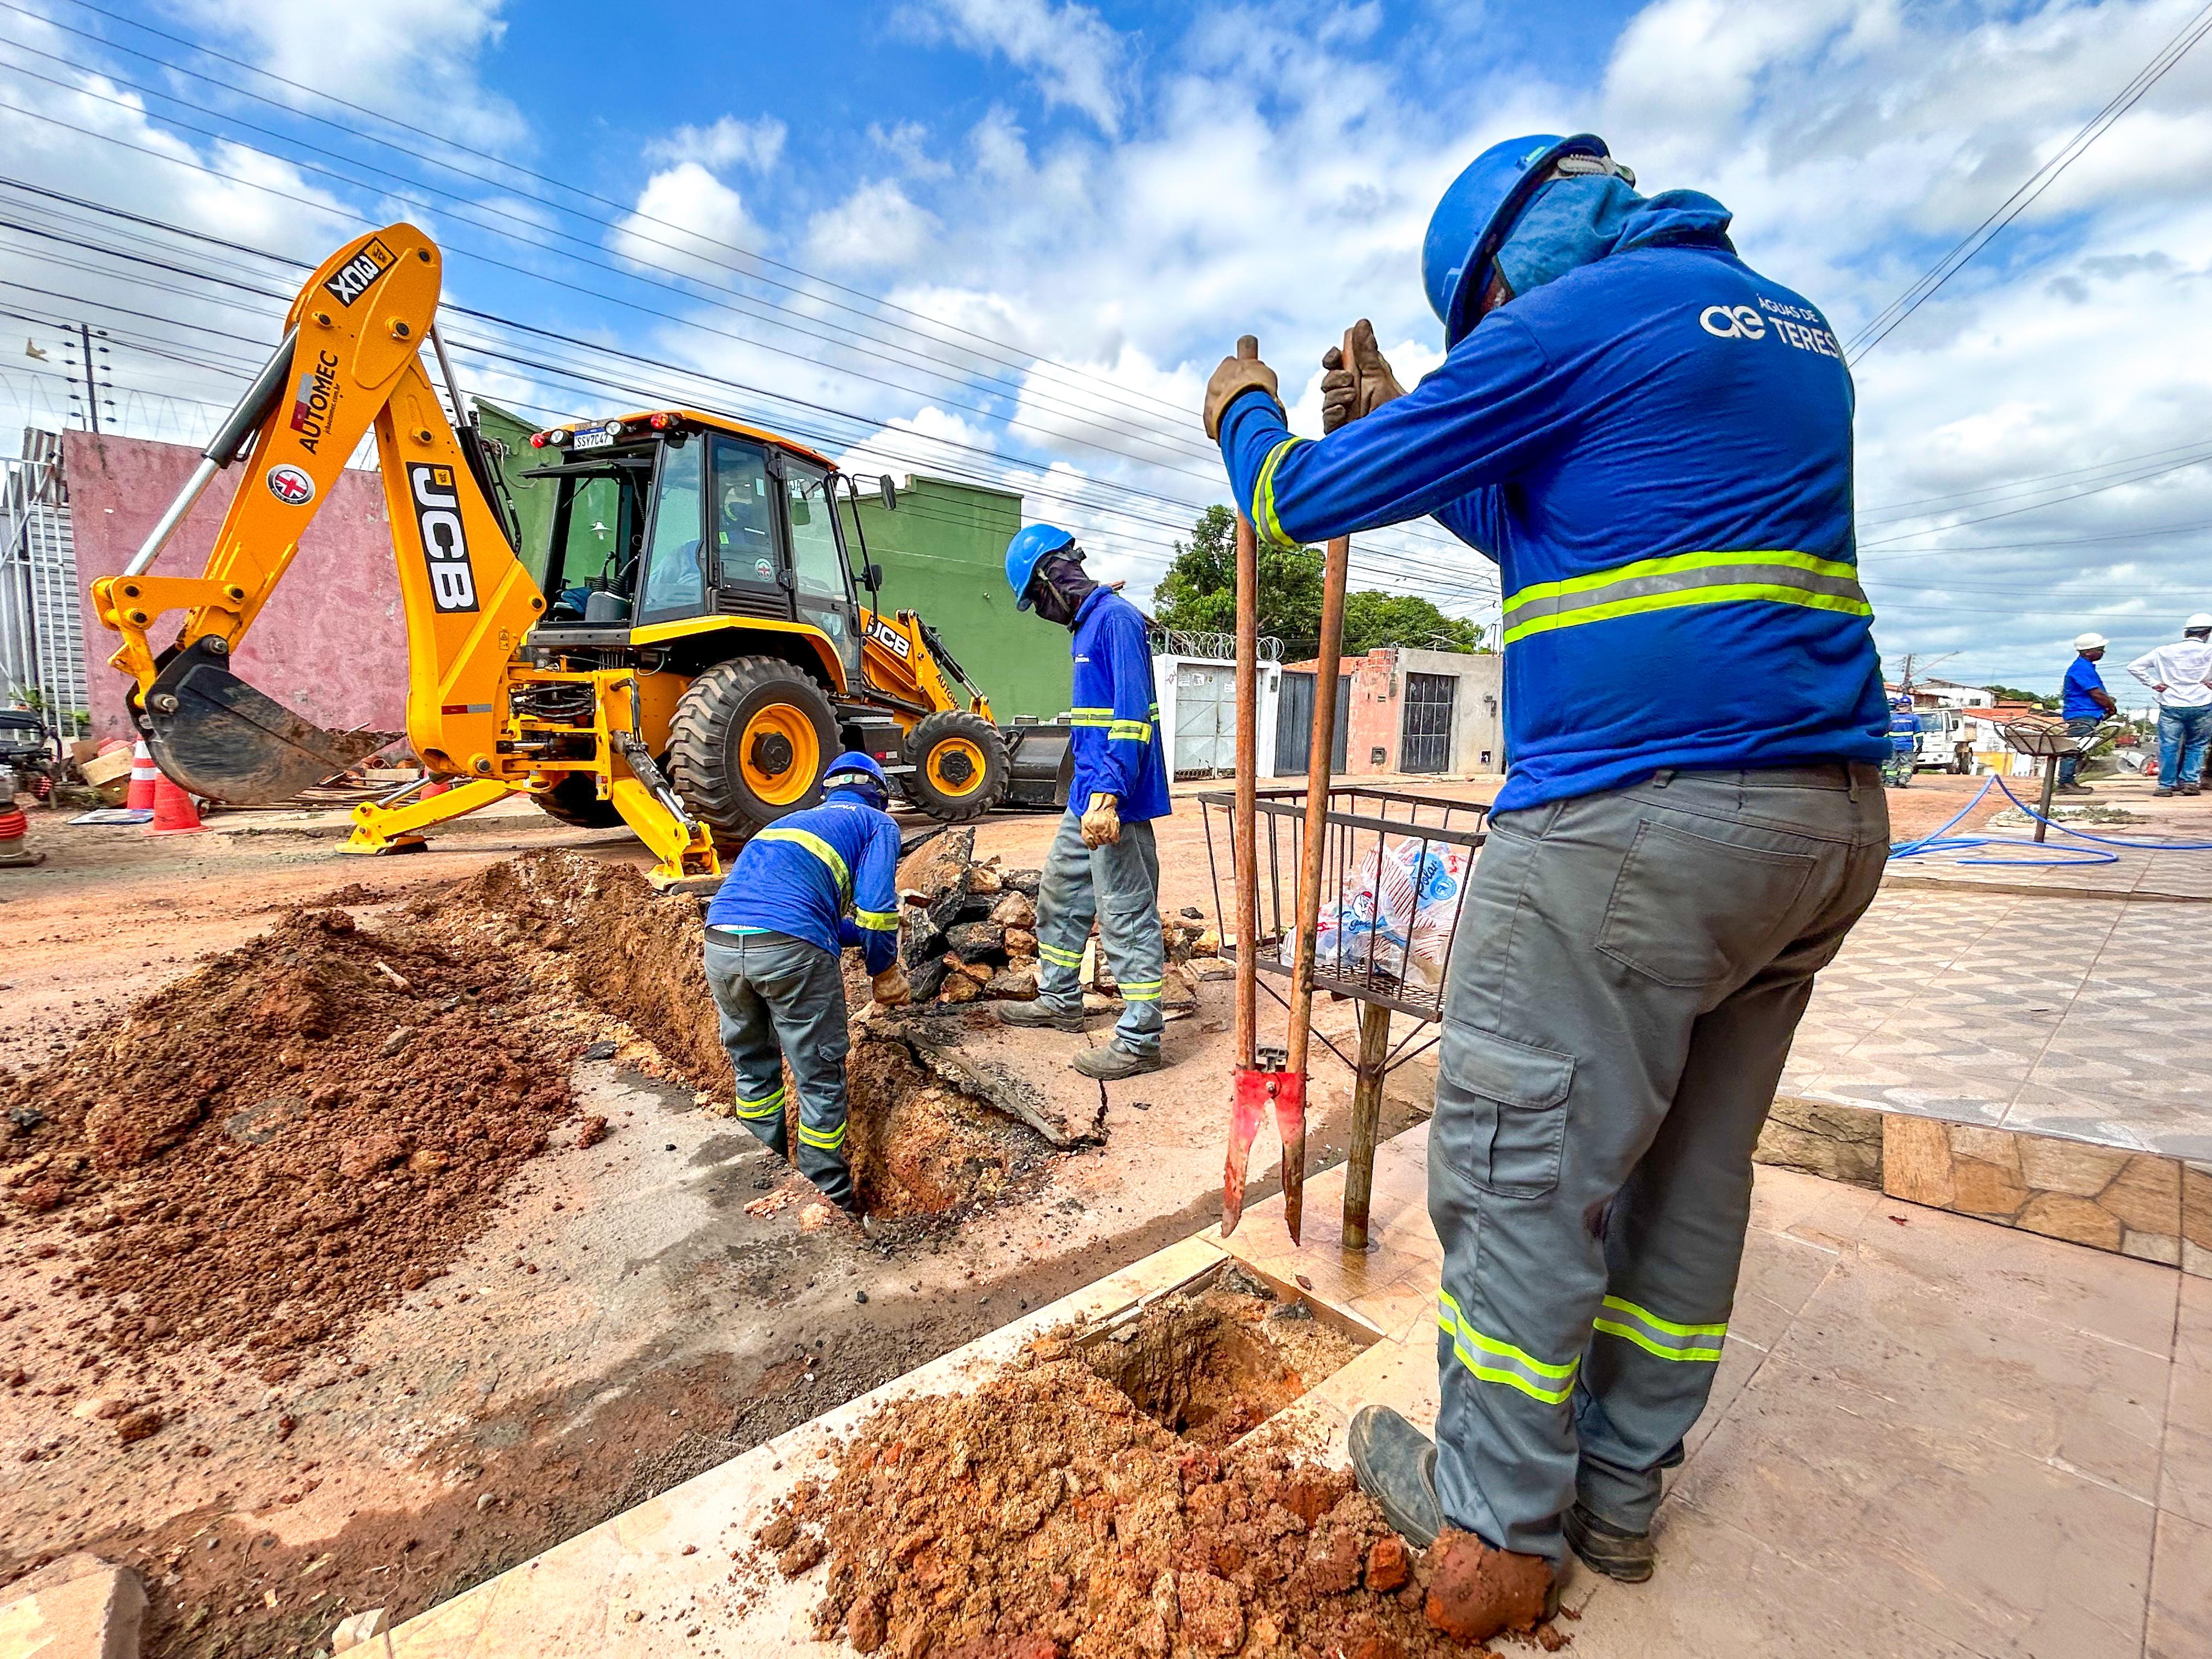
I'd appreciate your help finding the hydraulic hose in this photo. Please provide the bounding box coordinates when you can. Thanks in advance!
[1887,773,2212,866]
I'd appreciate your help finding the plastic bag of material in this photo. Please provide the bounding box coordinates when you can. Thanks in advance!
[1279,837,1472,989]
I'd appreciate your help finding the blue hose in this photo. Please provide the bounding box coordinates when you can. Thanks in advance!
[1888,773,2212,866]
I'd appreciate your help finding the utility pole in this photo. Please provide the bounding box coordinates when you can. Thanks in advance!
[64,323,112,434]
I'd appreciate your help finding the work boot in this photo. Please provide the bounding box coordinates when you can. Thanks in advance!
[2186,784,2203,796]
[2156,787,2177,797]
[1423,1528,1559,1643]
[1349,1405,1441,1547]
[995,1000,1086,1033]
[2055,782,2094,795]
[1561,1502,1655,1583]
[1071,1043,1161,1080]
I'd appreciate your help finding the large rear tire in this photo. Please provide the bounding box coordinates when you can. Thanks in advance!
[532,771,623,829]
[668,657,840,848]
[902,710,1010,822]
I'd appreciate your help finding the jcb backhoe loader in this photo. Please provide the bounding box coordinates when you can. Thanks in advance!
[91,223,1071,884]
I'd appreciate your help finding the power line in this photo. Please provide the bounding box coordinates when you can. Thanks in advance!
[1844,0,2212,360]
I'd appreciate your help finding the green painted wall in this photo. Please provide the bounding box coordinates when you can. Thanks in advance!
[842,477,1071,721]
[475,398,558,586]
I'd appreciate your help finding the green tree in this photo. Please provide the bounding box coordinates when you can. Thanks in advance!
[1341,591,1491,654]
[1153,505,1323,642]
[1984,684,2057,709]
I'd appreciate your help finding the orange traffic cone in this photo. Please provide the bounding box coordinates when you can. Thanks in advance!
[145,772,205,835]
[126,740,159,811]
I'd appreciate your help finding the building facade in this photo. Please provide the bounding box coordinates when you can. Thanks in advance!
[1279,646,1504,777]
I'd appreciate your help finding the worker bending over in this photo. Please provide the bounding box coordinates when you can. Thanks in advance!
[702,753,909,1216]
[996,527,1174,1080]
[1206,134,1889,1636]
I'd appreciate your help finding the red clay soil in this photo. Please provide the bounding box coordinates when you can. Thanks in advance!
[0,902,580,1361]
[764,1336,1558,1658]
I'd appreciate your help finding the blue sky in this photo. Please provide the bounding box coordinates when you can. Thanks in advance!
[2,0,2209,696]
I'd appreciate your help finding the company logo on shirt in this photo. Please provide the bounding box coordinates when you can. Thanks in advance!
[1701,298,1842,358]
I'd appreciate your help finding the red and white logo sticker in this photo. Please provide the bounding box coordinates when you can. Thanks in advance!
[266,464,316,506]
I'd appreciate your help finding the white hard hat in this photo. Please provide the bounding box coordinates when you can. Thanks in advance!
[2074,633,2107,651]
[2190,613,2212,632]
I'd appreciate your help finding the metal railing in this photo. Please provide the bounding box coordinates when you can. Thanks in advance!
[1198,786,1488,1041]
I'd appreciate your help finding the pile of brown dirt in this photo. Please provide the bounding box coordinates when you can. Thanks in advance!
[763,1331,1546,1658]
[1081,1274,1365,1449]
[0,905,579,1357]
[0,850,1066,1363]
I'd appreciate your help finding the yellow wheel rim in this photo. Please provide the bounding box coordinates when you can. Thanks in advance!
[927,736,988,797]
[740,703,821,806]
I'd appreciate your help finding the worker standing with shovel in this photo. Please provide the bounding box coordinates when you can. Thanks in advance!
[995,526,1175,1079]
[1205,134,1892,1638]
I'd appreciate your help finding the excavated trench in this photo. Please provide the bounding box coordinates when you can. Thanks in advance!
[1078,1263,1372,1448]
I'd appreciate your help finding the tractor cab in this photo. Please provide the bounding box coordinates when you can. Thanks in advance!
[524,412,864,689]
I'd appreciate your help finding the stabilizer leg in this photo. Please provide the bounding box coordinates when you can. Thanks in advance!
[342,777,514,855]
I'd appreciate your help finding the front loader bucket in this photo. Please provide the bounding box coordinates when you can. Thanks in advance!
[1000,724,1074,811]
[144,640,393,803]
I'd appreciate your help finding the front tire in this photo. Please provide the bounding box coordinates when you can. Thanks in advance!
[668,657,840,848]
[902,710,1010,822]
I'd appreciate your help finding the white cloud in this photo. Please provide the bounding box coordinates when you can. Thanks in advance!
[645,116,788,173]
[909,0,1129,134]
[609,163,757,279]
[164,0,524,149]
[805,181,939,271]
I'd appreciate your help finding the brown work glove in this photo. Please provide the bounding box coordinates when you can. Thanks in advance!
[1319,319,1406,435]
[1203,351,1279,440]
[1080,792,1121,848]
[871,964,912,1007]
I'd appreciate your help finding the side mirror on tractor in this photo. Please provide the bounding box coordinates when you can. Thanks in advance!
[878,477,898,512]
[864,563,884,592]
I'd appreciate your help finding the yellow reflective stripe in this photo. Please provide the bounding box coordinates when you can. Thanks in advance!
[1593,1295,1726,1362]
[1503,585,1871,647]
[795,1119,846,1152]
[1438,1290,1578,1404]
[733,1087,787,1121]
[1107,721,1153,742]
[853,907,899,932]
[1252,437,1306,550]
[758,827,851,898]
[1037,941,1084,966]
[1503,549,1860,612]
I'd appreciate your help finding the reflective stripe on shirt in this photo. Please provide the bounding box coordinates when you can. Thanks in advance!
[756,826,851,898]
[1503,550,1870,645]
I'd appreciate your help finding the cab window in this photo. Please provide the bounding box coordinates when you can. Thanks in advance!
[636,436,706,623]
[709,437,776,584]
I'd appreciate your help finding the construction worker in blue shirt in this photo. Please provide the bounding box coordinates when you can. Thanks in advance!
[701,753,909,1216]
[1205,134,1892,1639]
[2057,633,2116,794]
[995,527,1175,1080]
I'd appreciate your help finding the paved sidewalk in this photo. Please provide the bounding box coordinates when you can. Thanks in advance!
[1786,882,2212,1160]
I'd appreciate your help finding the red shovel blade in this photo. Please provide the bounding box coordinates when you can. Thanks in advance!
[1222,1066,1268,1238]
[1273,1071,1307,1244]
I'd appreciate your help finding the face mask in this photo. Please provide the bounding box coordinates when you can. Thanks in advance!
[1028,554,1096,628]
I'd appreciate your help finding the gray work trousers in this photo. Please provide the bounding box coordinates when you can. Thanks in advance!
[1032,809,1166,1056]
[1429,763,1888,1567]
[702,929,856,1210]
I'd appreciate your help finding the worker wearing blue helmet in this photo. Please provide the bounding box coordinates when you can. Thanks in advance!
[1206,136,1891,1632]
[701,752,909,1217]
[998,526,1173,1080]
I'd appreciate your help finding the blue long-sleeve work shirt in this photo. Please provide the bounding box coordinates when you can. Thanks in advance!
[1068,588,1172,821]
[1216,235,1889,814]
[705,795,902,974]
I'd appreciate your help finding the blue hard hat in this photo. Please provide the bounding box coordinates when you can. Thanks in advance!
[1005,523,1076,611]
[1424,133,1614,347]
[822,752,888,791]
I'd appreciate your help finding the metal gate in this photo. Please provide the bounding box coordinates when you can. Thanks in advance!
[1401,672,1455,774]
[0,439,86,743]
[1171,661,1235,779]
[1274,671,1349,776]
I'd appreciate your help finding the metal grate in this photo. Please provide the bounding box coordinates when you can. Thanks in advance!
[1400,671,1455,773]
[0,446,86,742]
[1197,786,1488,1023]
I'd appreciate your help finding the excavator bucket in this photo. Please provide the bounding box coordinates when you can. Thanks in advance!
[144,640,393,803]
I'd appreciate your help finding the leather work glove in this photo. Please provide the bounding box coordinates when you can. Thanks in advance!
[1204,351,1279,440]
[1319,319,1406,435]
[871,964,912,1007]
[1081,793,1122,848]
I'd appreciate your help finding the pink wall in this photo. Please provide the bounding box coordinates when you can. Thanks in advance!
[68,432,410,744]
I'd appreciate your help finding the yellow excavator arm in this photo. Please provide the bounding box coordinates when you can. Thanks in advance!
[90,223,718,883]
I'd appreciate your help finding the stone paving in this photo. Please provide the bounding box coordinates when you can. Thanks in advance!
[1785,879,2212,1162]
